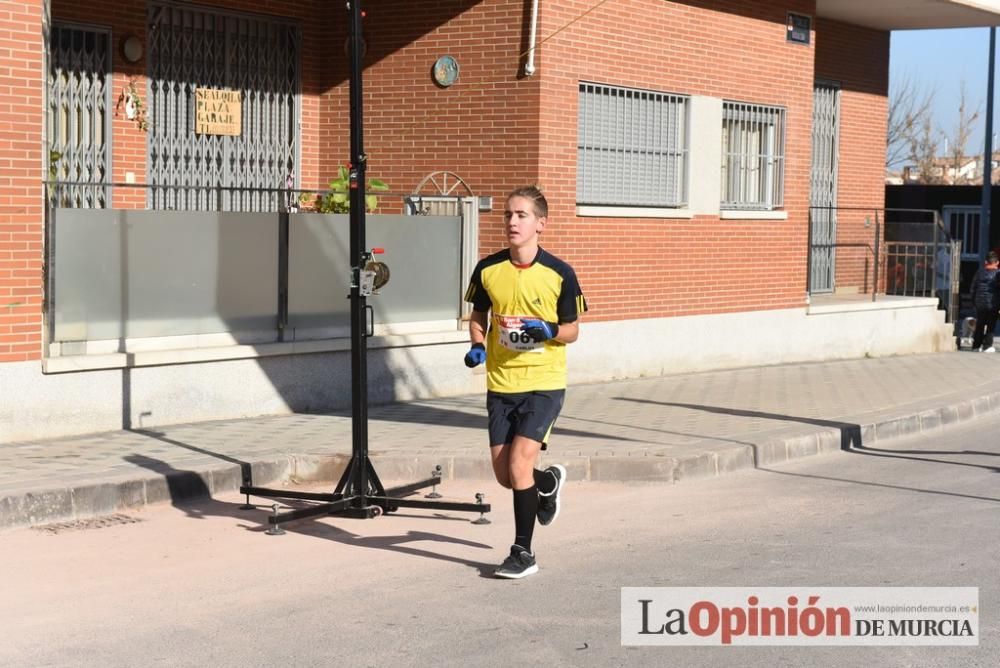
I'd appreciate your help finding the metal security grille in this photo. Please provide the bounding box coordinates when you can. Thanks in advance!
[147,2,300,212]
[943,206,983,260]
[47,24,111,208]
[721,101,786,210]
[809,82,840,293]
[577,82,688,207]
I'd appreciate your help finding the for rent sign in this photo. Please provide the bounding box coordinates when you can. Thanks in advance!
[621,587,979,646]
[195,88,241,136]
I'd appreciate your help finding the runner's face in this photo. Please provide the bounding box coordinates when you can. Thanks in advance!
[503,196,545,249]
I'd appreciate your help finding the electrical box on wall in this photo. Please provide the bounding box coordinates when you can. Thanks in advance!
[787,13,811,45]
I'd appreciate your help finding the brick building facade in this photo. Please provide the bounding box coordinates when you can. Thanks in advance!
[2,0,994,442]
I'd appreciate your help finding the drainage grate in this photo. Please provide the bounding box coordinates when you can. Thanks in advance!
[32,513,144,534]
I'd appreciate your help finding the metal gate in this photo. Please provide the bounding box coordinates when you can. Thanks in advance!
[147,2,300,212]
[809,81,841,293]
[47,23,111,208]
[943,206,983,260]
[405,172,480,319]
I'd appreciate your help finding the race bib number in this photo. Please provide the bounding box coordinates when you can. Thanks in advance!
[495,315,545,353]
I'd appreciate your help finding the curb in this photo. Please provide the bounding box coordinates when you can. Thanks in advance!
[4,389,1000,531]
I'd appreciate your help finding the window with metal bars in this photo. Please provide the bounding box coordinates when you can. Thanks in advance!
[577,82,689,207]
[721,102,786,210]
[945,207,983,260]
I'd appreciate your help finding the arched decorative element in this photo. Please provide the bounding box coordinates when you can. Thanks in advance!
[411,171,475,197]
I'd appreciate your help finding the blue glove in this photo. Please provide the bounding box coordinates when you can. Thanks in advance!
[464,343,486,368]
[520,319,558,343]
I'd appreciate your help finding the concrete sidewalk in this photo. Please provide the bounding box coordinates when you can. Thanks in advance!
[3,350,1000,530]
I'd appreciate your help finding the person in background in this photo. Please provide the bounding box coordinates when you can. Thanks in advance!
[934,243,952,312]
[969,251,1000,353]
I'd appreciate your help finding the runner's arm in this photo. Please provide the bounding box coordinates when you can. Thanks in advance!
[554,320,578,344]
[469,309,489,345]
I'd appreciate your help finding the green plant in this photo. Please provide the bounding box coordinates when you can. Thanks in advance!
[116,77,149,131]
[312,165,389,213]
[48,149,63,180]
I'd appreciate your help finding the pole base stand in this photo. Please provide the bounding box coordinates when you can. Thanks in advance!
[240,455,490,533]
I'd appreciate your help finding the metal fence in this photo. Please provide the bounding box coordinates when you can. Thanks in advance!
[883,240,961,323]
[808,206,960,322]
[43,182,471,355]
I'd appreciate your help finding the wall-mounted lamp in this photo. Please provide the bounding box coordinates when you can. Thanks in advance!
[120,35,143,64]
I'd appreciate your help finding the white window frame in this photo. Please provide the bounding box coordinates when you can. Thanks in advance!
[721,101,786,211]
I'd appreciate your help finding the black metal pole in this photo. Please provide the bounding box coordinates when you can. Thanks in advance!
[982,26,995,261]
[347,0,368,504]
[277,209,289,342]
[873,210,880,302]
[238,0,491,527]
[806,208,813,298]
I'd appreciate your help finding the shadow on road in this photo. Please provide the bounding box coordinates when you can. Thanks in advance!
[758,467,1000,504]
[367,401,647,444]
[615,397,1000,475]
[613,397,863,446]
[124,452,499,576]
[286,522,497,577]
[128,427,254,483]
[845,443,1000,473]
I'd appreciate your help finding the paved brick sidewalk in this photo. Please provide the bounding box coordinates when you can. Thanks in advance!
[3,351,1000,529]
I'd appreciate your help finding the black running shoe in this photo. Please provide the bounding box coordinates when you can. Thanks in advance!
[536,464,566,526]
[494,545,538,579]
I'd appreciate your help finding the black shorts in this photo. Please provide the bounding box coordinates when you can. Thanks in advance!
[486,389,566,450]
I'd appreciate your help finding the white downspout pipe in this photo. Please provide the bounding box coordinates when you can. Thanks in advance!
[524,0,539,76]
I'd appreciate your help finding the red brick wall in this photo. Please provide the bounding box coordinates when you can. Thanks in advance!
[534,0,818,321]
[815,18,890,293]
[0,0,44,362]
[320,0,540,241]
[3,1,893,365]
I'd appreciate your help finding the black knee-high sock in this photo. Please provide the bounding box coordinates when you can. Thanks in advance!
[512,486,538,553]
[533,468,556,495]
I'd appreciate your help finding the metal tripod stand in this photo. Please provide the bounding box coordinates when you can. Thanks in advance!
[240,0,490,530]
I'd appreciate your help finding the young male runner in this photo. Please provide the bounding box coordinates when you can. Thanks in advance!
[463,185,587,579]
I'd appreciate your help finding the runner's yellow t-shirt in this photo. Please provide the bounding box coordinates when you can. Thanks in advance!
[464,248,587,393]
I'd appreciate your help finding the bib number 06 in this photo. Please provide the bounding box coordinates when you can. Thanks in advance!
[508,330,535,345]
[496,315,545,353]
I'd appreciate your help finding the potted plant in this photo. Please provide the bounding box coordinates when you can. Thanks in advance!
[299,164,389,213]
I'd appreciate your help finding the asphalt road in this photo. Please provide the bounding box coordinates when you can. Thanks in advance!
[2,412,999,667]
